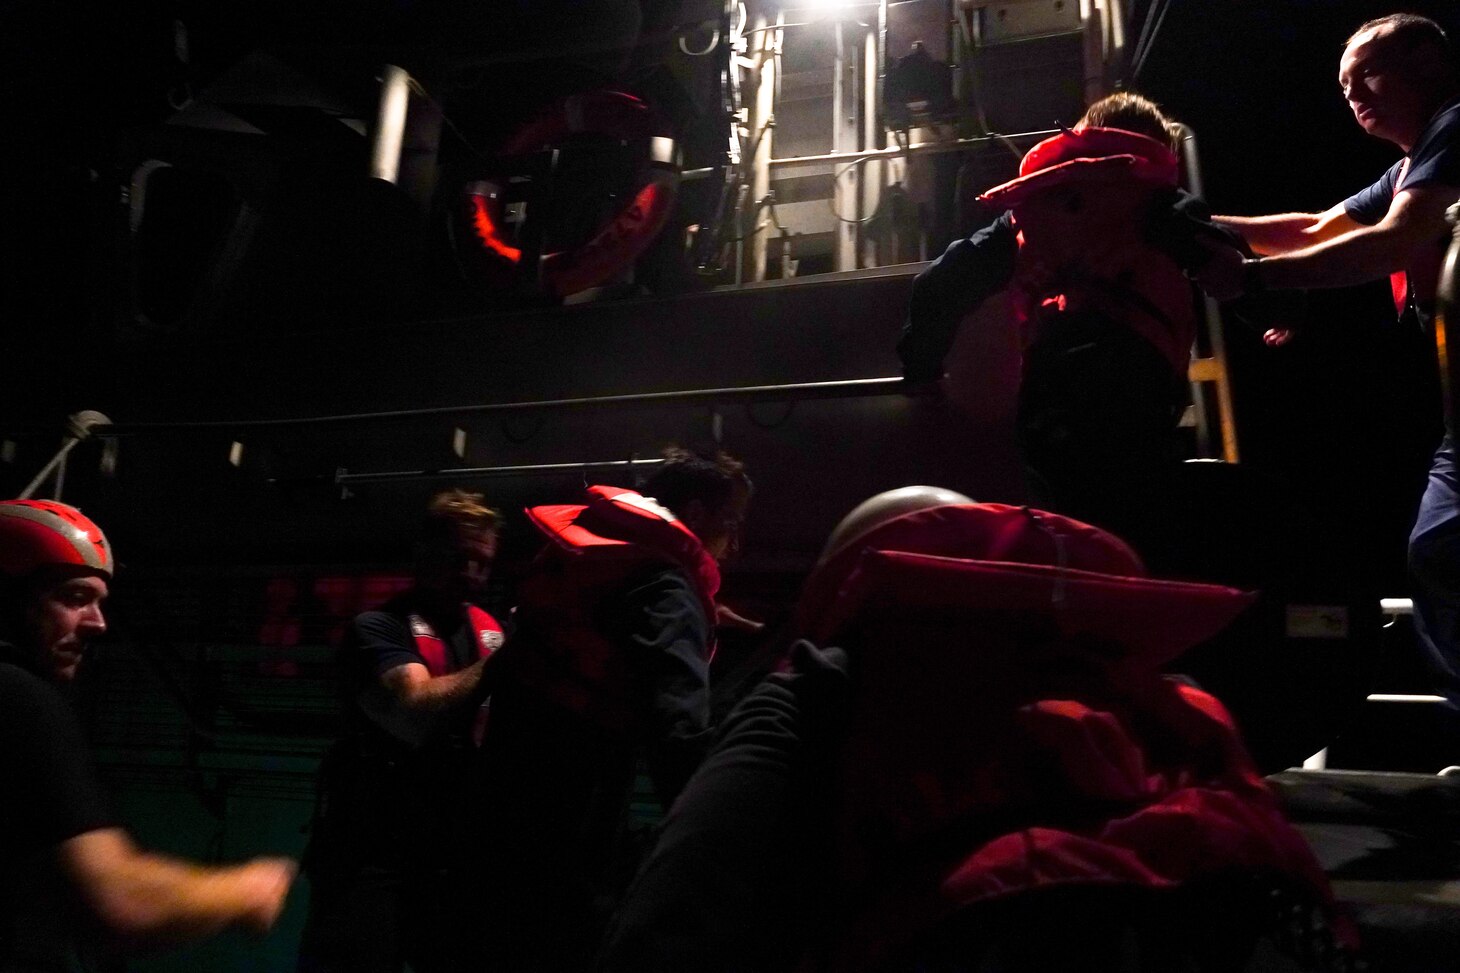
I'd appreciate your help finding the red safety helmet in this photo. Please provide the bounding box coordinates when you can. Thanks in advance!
[0,500,114,580]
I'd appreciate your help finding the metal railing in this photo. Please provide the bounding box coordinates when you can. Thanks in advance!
[92,377,909,436]
[1175,124,1239,463]
[1437,202,1460,435]
[13,379,913,497]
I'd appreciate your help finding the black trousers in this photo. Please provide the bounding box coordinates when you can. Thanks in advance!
[597,642,848,973]
[296,862,468,973]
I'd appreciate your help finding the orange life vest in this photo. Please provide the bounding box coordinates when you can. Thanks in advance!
[979,127,1197,378]
[512,486,719,731]
[408,604,504,677]
[408,604,504,746]
[796,508,1346,969]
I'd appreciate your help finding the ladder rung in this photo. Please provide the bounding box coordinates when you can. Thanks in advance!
[1187,357,1223,382]
[1366,694,1450,704]
[1381,598,1415,616]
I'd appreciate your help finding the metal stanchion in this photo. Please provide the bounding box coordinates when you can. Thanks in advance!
[18,411,112,501]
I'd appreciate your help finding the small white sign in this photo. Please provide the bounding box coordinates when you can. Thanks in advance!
[1285,605,1349,640]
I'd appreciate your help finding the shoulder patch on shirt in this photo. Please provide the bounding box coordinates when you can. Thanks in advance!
[408,614,438,640]
[480,630,505,652]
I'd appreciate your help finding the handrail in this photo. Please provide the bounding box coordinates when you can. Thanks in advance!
[1437,202,1460,435]
[768,129,1059,172]
[321,457,667,487]
[97,377,912,436]
[1175,123,1239,463]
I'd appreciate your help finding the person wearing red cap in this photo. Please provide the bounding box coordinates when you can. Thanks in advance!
[600,487,1358,972]
[0,499,295,971]
[898,93,1248,530]
[474,447,751,971]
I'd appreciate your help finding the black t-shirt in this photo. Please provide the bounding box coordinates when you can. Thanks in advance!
[0,658,116,969]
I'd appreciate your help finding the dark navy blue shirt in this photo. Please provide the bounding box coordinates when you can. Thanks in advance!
[1344,95,1460,226]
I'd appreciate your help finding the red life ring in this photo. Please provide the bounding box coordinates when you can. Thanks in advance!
[463,90,679,298]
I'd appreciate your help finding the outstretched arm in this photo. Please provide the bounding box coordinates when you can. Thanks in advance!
[58,828,295,950]
[1,665,295,953]
[1199,185,1456,301]
[898,213,1019,384]
[1256,186,1456,289]
[1212,204,1360,256]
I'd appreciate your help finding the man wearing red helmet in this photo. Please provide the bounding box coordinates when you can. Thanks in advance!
[0,499,296,971]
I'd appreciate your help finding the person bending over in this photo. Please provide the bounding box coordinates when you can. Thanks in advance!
[476,447,752,971]
[899,93,1245,530]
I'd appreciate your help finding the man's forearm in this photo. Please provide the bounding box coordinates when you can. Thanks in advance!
[61,829,292,949]
[366,655,493,745]
[398,656,490,713]
[104,855,271,944]
[1213,213,1324,255]
[1256,221,1415,291]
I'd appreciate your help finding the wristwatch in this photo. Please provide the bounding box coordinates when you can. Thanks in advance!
[1241,257,1266,296]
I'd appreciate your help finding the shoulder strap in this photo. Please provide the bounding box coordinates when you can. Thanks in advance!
[466,605,505,660]
[407,613,449,676]
[410,607,505,675]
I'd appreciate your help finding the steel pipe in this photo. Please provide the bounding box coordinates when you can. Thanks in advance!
[100,377,911,435]
[771,128,1059,171]
[327,457,668,487]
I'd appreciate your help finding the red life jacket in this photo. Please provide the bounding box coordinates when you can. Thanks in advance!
[1390,157,1412,315]
[811,543,1346,970]
[402,604,504,747]
[979,127,1197,378]
[513,486,720,731]
[407,604,505,677]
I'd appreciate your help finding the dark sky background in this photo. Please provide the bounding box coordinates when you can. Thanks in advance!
[1,0,1458,588]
